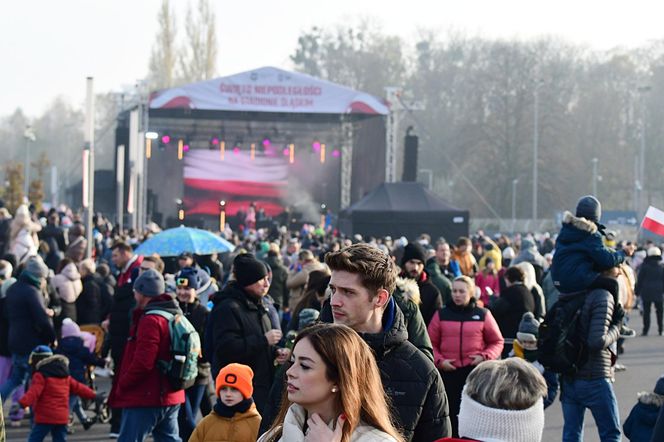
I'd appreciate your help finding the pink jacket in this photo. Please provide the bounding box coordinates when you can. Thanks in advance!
[428,301,504,368]
[475,272,500,305]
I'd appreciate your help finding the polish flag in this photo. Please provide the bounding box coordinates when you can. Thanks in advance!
[641,206,664,236]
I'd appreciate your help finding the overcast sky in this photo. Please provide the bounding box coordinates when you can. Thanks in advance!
[2,0,663,117]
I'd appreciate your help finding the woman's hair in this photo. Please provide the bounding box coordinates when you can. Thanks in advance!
[291,270,331,326]
[465,358,547,410]
[482,258,497,276]
[504,266,525,283]
[56,257,74,275]
[10,205,33,242]
[264,323,404,442]
[514,262,537,290]
[454,275,476,293]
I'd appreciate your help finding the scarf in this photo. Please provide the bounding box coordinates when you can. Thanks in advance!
[213,397,253,418]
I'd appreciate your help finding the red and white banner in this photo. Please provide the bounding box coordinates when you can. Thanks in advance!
[641,206,664,236]
[149,66,388,115]
[183,150,288,216]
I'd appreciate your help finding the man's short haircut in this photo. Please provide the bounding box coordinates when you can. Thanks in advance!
[298,249,314,262]
[435,239,449,250]
[456,236,471,247]
[111,241,133,253]
[143,255,165,273]
[325,243,397,295]
[96,263,110,278]
[504,266,526,283]
[464,358,547,410]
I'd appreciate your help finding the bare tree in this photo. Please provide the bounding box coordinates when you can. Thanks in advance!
[148,0,178,90]
[179,0,218,83]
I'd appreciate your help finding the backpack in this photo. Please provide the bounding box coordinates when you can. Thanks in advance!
[537,292,589,375]
[145,309,201,390]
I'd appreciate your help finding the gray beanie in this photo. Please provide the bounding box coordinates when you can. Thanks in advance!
[24,257,49,279]
[575,195,601,223]
[133,268,165,297]
[516,312,540,341]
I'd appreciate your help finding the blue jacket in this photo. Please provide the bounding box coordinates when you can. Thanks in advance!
[551,212,625,293]
[55,336,104,383]
[624,392,663,441]
[4,276,55,356]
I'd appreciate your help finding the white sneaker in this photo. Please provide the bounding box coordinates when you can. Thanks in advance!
[94,367,114,377]
[109,432,119,439]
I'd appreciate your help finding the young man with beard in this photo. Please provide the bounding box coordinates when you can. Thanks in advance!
[322,243,451,442]
[401,242,443,325]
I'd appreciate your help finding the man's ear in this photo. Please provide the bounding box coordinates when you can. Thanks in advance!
[374,288,390,308]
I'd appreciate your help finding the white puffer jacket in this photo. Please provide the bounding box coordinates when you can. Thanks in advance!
[51,262,83,303]
[258,404,397,442]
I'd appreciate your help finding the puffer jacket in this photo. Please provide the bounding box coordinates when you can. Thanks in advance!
[19,355,96,425]
[489,283,534,348]
[322,297,451,441]
[635,255,664,303]
[258,404,397,442]
[425,258,454,305]
[5,276,56,355]
[178,298,211,385]
[623,391,663,441]
[428,299,503,369]
[399,271,442,326]
[51,262,83,303]
[551,212,625,293]
[569,288,620,380]
[392,279,434,362]
[108,294,185,408]
[190,403,261,442]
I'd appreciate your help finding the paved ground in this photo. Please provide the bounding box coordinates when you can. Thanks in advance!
[6,311,664,441]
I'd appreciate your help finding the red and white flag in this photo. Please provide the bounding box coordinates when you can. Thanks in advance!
[641,206,664,236]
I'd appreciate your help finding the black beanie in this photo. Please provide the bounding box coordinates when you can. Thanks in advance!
[575,195,601,223]
[234,253,268,287]
[401,242,427,266]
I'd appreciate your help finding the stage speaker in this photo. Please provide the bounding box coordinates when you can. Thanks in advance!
[402,127,419,182]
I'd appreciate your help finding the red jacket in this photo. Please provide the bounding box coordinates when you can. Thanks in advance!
[19,355,95,425]
[475,272,500,305]
[116,254,143,288]
[108,294,185,408]
[428,300,504,369]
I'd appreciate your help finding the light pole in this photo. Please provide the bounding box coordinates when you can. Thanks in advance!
[512,178,519,233]
[637,85,651,214]
[592,158,599,196]
[23,126,36,198]
[532,81,541,225]
[219,200,226,231]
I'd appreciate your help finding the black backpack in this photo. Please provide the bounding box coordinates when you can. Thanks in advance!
[537,292,589,375]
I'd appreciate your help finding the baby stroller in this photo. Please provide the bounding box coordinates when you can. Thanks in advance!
[79,324,112,424]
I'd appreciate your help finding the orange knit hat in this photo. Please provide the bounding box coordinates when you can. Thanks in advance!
[216,363,254,399]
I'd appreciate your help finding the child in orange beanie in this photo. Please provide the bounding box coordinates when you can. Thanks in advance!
[189,363,261,442]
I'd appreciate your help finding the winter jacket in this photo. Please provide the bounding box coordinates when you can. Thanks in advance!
[453,251,476,277]
[209,282,275,413]
[392,283,435,362]
[425,258,454,305]
[108,294,185,408]
[178,298,211,385]
[55,336,104,383]
[11,227,38,264]
[108,270,138,364]
[551,212,625,293]
[265,255,289,310]
[286,261,327,311]
[116,254,143,288]
[635,256,664,303]
[39,224,66,270]
[512,238,547,270]
[65,235,87,263]
[0,296,9,357]
[19,355,96,425]
[0,217,10,257]
[52,262,83,304]
[76,273,110,325]
[428,299,503,369]
[404,271,442,326]
[4,276,55,355]
[570,287,620,380]
[322,297,452,441]
[258,404,397,442]
[623,391,663,441]
[190,403,261,442]
[489,283,535,350]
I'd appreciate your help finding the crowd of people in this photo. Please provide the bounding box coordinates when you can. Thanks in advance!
[0,195,662,441]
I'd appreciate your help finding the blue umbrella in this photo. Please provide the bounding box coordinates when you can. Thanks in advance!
[135,226,235,257]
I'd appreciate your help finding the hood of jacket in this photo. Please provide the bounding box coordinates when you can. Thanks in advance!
[59,262,80,281]
[394,276,421,305]
[359,297,408,359]
[143,293,181,316]
[36,354,70,378]
[557,211,598,244]
[638,391,664,407]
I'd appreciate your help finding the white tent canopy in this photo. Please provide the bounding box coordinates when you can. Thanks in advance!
[149,66,389,115]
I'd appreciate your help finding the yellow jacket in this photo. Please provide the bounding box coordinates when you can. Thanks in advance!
[189,403,261,442]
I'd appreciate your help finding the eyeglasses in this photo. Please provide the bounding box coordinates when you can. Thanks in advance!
[176,277,189,287]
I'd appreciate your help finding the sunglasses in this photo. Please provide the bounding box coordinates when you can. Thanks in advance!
[176,277,190,287]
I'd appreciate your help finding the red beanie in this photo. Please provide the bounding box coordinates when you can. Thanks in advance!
[216,363,254,399]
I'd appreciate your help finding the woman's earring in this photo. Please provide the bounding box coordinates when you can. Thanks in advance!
[331,387,338,393]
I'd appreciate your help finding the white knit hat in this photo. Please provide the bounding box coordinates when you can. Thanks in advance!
[458,388,545,442]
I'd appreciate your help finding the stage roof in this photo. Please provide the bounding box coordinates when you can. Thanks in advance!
[149,66,389,115]
[344,182,464,213]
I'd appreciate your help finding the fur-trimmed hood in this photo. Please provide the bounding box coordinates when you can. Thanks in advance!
[36,354,70,378]
[395,277,421,305]
[562,211,597,234]
[638,391,664,407]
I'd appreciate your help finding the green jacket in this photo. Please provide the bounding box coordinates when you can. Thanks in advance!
[392,289,434,362]
[425,258,453,305]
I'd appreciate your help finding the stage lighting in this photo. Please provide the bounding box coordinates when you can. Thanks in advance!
[161,135,171,144]
[145,132,158,140]
[183,144,190,152]
[250,143,256,160]
[312,140,321,152]
[320,143,326,163]
[262,137,271,147]
[178,139,184,160]
[332,149,340,158]
[233,147,240,155]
